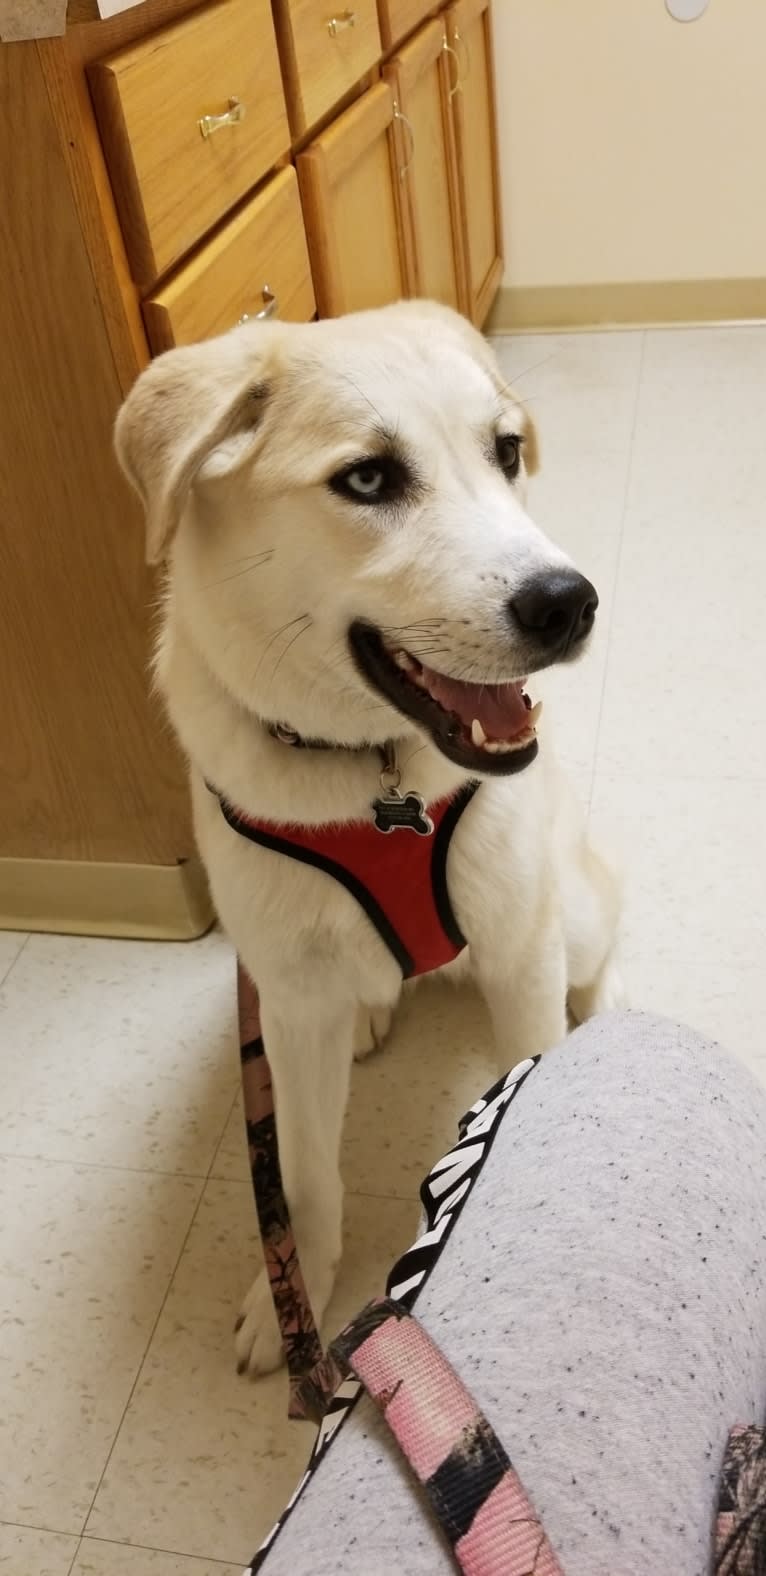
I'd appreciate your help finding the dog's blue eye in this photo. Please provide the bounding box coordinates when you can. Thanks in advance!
[346,465,384,497]
[496,434,521,480]
[329,455,410,506]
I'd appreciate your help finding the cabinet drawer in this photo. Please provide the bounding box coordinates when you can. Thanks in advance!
[377,0,436,51]
[274,0,381,139]
[142,168,315,352]
[89,0,290,289]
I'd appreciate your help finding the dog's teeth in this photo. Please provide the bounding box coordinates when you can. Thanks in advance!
[489,731,535,755]
[471,719,487,747]
[528,701,543,726]
[484,740,501,753]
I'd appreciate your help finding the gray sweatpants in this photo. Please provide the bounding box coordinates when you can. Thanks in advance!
[258,1012,766,1575]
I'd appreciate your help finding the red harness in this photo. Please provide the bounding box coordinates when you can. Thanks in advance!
[217,782,479,978]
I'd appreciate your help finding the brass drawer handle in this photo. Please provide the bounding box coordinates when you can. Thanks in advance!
[237,286,278,327]
[328,10,355,35]
[393,102,415,182]
[198,96,245,139]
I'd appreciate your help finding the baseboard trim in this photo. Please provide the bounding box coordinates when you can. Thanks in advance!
[486,278,766,333]
[0,854,215,940]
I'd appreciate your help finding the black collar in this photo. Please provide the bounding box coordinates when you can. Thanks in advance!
[266,727,407,805]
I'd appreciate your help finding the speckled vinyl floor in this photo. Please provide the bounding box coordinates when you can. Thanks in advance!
[2,326,765,1574]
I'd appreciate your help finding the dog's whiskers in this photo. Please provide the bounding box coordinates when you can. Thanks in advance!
[204,551,275,590]
[252,614,312,687]
[400,740,429,772]
[338,372,394,441]
[269,617,315,683]
[493,351,557,393]
[304,641,361,704]
[394,642,449,656]
[382,620,445,635]
[218,548,276,567]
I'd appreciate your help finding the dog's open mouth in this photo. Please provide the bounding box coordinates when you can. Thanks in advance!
[349,622,540,775]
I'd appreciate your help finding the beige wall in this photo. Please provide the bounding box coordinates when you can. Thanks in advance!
[491,0,766,289]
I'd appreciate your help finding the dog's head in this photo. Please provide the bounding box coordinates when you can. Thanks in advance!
[116,302,597,777]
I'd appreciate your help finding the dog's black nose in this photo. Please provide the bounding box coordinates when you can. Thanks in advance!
[509,570,599,654]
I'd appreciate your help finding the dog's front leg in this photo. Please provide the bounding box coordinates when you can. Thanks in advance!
[235,978,356,1377]
[473,908,568,1073]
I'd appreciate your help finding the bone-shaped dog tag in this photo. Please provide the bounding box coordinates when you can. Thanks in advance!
[372,790,434,836]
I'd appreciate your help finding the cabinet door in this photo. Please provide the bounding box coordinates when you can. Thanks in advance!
[385,19,464,311]
[297,81,408,317]
[445,0,503,325]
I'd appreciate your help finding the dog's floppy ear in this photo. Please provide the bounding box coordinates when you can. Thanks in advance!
[115,328,276,564]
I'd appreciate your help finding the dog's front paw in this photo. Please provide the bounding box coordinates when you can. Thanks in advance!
[234,1272,284,1377]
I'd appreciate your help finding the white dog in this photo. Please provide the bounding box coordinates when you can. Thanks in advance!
[116,301,623,1377]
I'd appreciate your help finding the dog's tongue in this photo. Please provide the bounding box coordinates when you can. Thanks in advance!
[421,665,529,741]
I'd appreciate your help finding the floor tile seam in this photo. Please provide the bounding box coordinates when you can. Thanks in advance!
[587,328,648,814]
[0,1515,81,1539]
[205,1082,244,1183]
[0,1151,210,1181]
[75,1529,241,1569]
[66,1534,84,1576]
[0,935,31,991]
[79,1179,208,1538]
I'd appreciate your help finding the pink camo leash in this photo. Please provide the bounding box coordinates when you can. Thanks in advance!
[311,1296,563,1576]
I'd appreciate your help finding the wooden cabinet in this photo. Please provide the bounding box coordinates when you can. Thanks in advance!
[143,167,315,352]
[444,0,503,325]
[297,82,408,316]
[385,18,463,310]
